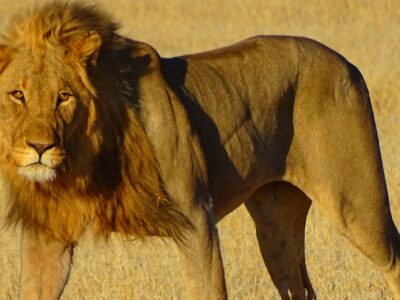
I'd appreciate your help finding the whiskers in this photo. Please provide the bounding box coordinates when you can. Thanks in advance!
[10,146,66,183]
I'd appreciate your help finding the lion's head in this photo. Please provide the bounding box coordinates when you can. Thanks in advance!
[0,3,118,184]
[0,3,191,242]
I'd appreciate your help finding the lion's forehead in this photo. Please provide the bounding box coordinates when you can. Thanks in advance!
[0,53,81,124]
[3,53,74,93]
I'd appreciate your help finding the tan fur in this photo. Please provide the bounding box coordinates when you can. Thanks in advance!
[1,2,400,300]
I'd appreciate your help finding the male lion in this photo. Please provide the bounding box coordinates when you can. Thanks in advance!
[0,2,399,300]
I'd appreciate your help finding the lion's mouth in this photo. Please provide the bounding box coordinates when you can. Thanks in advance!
[17,163,57,183]
[11,147,66,183]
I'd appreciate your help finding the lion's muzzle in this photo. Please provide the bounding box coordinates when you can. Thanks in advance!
[24,120,58,150]
[11,120,65,183]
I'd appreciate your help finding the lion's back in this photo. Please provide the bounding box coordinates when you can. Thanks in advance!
[159,35,369,198]
[163,35,361,118]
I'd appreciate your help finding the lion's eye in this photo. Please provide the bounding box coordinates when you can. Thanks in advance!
[10,90,25,103]
[58,92,71,103]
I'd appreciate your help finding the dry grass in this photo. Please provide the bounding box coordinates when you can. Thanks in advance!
[1,0,400,299]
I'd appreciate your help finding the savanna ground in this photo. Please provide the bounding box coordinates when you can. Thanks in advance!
[1,0,400,299]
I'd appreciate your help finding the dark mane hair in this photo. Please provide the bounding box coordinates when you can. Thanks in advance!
[2,2,192,243]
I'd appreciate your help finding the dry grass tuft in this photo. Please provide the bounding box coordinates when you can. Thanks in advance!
[1,0,400,299]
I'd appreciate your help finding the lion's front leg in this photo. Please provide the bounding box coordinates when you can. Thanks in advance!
[19,229,74,300]
[177,202,227,300]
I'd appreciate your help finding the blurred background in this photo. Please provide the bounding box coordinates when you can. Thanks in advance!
[0,0,399,299]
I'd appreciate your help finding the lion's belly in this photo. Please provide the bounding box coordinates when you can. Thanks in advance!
[208,130,282,221]
[211,184,259,222]
[199,110,290,221]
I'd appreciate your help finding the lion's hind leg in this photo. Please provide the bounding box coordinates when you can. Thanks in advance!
[315,179,400,299]
[245,181,315,300]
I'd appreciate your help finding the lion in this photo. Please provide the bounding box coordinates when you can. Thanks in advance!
[0,2,399,300]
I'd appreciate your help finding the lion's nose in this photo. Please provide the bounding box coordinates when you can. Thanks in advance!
[26,142,55,155]
[24,121,58,155]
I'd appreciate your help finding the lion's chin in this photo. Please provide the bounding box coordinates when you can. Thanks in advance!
[17,164,57,183]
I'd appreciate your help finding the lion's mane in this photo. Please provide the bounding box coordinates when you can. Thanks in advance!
[1,2,191,242]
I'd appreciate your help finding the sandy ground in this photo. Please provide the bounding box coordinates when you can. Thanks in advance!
[1,0,400,299]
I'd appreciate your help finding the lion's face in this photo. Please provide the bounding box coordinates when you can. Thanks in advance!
[0,49,92,183]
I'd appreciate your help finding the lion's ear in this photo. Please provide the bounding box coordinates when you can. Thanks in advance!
[66,31,102,66]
